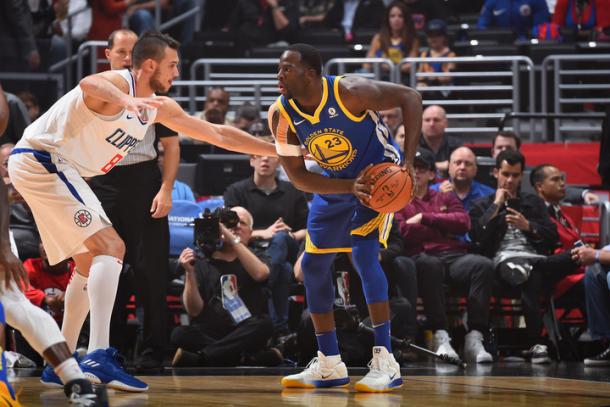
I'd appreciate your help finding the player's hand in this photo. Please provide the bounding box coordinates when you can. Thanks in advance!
[0,245,28,291]
[45,294,64,315]
[353,164,374,206]
[150,187,172,218]
[584,191,600,205]
[178,248,196,272]
[219,223,240,248]
[438,180,454,193]
[505,207,530,231]
[123,96,164,120]
[571,246,596,265]
[256,218,291,240]
[405,213,423,224]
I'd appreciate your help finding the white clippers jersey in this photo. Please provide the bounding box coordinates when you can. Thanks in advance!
[17,69,157,177]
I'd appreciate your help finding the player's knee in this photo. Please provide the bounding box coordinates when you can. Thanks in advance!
[93,235,125,259]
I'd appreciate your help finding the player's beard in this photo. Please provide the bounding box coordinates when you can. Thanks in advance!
[150,67,170,93]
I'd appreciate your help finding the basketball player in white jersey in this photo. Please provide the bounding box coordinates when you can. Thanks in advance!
[8,32,276,392]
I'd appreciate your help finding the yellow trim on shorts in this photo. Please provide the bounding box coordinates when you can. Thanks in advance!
[304,213,394,253]
[351,212,393,248]
[305,231,352,254]
[334,76,367,122]
[288,77,328,124]
[276,97,296,133]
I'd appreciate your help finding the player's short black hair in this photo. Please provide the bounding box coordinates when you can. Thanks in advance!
[132,31,180,68]
[530,164,553,187]
[287,43,322,76]
[495,149,525,171]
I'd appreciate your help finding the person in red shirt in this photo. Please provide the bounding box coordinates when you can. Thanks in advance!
[395,148,495,364]
[22,243,74,323]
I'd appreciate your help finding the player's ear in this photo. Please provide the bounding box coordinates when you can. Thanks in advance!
[143,58,156,73]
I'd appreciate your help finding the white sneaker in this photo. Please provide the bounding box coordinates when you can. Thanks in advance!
[281,351,349,388]
[354,346,403,393]
[464,330,493,363]
[527,344,551,364]
[433,330,459,360]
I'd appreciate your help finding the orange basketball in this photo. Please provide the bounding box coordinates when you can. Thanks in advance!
[364,163,413,213]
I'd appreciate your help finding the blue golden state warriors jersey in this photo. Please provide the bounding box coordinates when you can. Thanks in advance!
[277,75,399,179]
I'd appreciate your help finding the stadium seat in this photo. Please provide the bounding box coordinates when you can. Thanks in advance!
[168,200,201,257]
[197,197,225,213]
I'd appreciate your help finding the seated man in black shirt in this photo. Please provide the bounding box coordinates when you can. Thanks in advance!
[470,150,578,364]
[171,206,282,367]
[224,144,309,335]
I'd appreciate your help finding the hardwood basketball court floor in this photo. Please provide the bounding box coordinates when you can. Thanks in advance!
[11,363,610,406]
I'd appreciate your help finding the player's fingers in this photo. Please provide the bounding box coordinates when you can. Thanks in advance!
[142,98,164,108]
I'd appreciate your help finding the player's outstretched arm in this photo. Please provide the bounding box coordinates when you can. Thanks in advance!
[156,97,277,157]
[79,71,162,117]
[338,76,422,167]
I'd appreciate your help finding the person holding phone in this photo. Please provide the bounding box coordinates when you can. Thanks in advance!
[470,150,571,364]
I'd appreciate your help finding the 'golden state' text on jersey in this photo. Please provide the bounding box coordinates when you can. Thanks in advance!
[277,75,400,178]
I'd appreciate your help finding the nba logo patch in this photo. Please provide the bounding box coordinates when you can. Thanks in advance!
[328,107,338,118]
[74,210,92,227]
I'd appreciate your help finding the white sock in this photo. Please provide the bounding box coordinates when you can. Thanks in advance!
[87,255,122,353]
[54,357,85,384]
[62,271,90,353]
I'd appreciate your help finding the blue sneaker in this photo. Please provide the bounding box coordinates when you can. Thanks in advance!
[40,352,81,388]
[79,348,148,392]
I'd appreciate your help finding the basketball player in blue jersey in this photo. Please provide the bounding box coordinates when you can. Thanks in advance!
[269,43,422,392]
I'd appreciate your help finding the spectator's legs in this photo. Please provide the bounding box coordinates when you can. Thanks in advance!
[170,0,197,45]
[445,254,494,332]
[266,232,298,334]
[267,262,293,335]
[414,254,447,331]
[389,256,418,338]
[129,10,156,35]
[584,265,610,340]
[200,316,274,366]
[520,266,545,346]
[136,215,170,364]
[170,324,215,353]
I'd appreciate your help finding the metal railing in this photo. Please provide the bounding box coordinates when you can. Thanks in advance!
[398,55,536,139]
[541,54,610,141]
[75,41,108,82]
[324,57,395,81]
[170,79,278,115]
[0,73,65,100]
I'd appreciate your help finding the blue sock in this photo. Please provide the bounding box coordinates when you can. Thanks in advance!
[373,320,392,352]
[316,330,340,356]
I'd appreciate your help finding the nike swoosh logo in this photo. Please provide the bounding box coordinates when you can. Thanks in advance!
[321,373,332,379]
[389,372,397,380]
[126,114,134,119]
[493,8,506,16]
[294,119,306,125]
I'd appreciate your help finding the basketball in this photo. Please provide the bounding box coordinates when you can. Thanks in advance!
[364,163,413,213]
